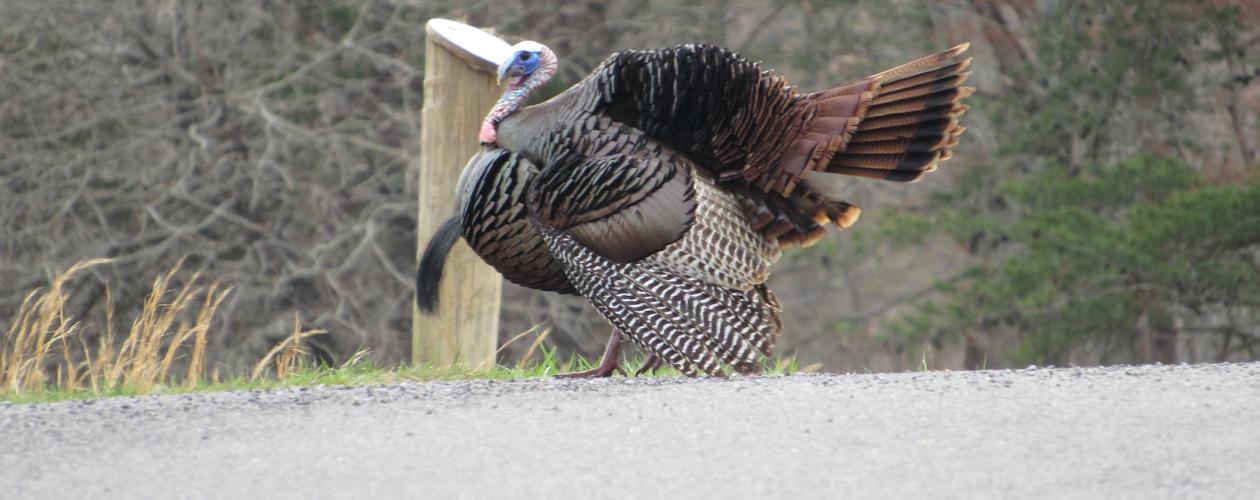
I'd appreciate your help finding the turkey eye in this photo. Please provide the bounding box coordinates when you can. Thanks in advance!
[519,53,532,61]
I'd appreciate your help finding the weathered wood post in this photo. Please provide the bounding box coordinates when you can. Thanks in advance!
[413,20,510,369]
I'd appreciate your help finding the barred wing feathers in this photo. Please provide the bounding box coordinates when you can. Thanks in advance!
[543,229,782,376]
[526,149,783,375]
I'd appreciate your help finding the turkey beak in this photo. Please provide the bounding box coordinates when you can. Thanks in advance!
[496,60,512,86]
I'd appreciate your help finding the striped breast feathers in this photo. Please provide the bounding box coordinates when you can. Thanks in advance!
[456,148,576,294]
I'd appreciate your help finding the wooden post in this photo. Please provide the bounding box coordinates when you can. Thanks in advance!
[413,20,511,369]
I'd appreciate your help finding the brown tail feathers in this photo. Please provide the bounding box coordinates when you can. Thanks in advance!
[762,44,973,248]
[823,43,973,182]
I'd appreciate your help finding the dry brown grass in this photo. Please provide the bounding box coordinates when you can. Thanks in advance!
[1,259,230,396]
[251,315,326,381]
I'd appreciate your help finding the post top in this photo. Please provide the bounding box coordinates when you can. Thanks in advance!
[426,19,513,74]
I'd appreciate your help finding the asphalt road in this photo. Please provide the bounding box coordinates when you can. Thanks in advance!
[2,363,1258,499]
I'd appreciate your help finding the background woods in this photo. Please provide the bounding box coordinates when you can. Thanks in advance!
[2,0,1258,374]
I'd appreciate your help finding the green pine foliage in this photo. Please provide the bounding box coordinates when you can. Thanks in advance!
[865,0,1260,367]
[895,156,1260,365]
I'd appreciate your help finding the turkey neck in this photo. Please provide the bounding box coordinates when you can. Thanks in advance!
[494,89,582,163]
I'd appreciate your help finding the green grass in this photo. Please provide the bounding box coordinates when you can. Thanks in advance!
[3,349,814,404]
[1,259,816,405]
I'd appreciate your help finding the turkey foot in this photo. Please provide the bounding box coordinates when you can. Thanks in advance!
[634,354,664,377]
[556,329,624,378]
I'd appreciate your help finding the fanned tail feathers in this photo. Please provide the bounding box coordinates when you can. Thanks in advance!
[744,189,862,248]
[755,43,972,248]
[826,43,973,182]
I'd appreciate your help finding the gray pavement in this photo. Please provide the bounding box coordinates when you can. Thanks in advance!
[2,363,1258,499]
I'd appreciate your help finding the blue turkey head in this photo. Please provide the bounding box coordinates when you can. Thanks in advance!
[497,41,547,84]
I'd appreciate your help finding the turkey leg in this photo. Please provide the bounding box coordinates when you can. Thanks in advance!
[556,329,624,378]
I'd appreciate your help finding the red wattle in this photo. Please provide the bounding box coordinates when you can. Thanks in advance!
[478,122,497,145]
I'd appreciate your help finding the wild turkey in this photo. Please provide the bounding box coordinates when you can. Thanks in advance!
[418,41,973,377]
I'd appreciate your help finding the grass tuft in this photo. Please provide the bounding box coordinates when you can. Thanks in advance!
[2,259,229,399]
[251,314,326,382]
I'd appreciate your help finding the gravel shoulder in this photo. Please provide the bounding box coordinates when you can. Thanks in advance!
[3,363,1259,499]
